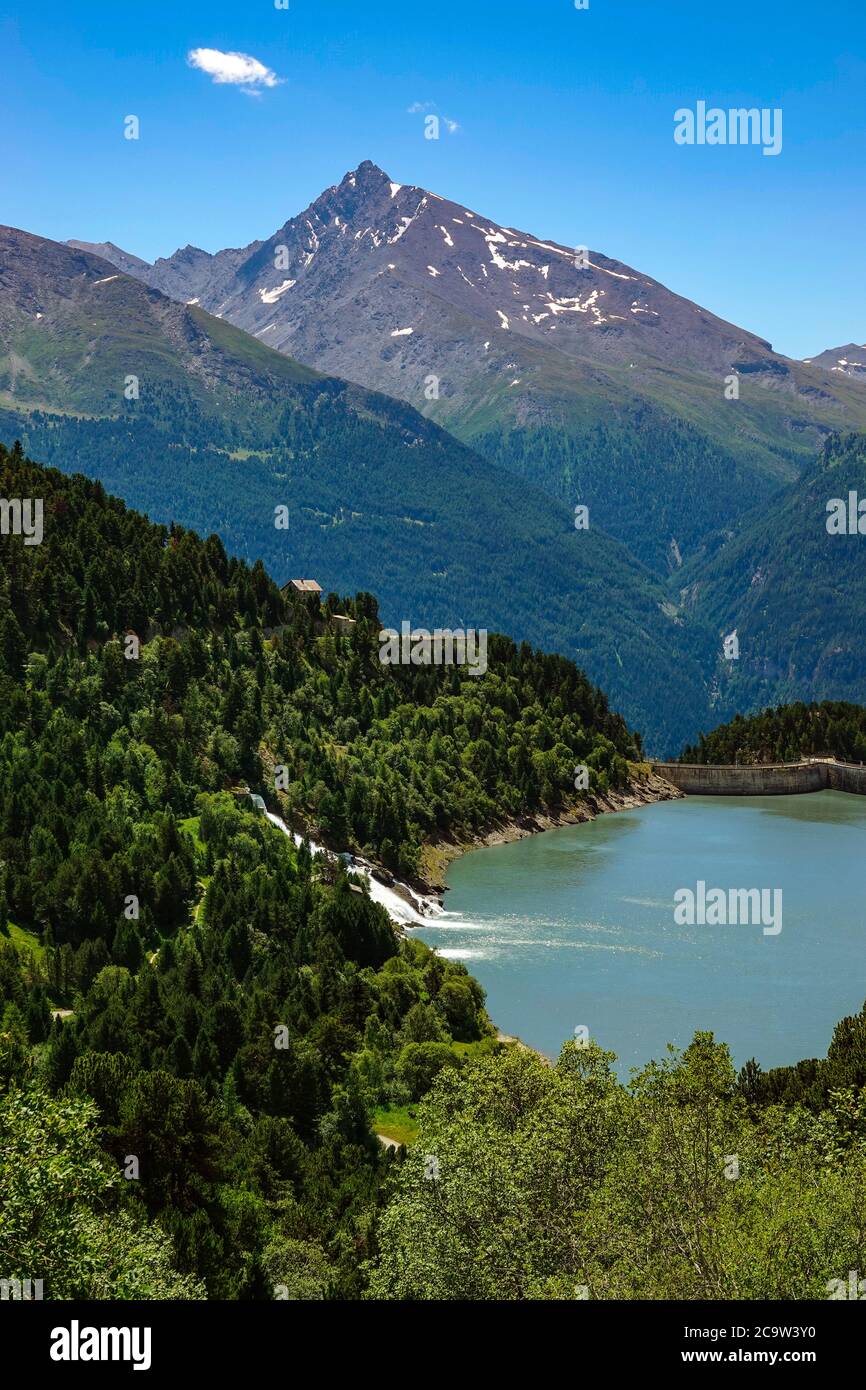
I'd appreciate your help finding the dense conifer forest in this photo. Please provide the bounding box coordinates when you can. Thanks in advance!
[681,700,866,766]
[3,441,866,1300]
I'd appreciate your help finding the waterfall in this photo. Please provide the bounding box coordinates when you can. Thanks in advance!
[261,809,444,927]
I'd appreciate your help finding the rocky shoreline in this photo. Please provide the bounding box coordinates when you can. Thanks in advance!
[415,765,683,896]
[259,767,683,925]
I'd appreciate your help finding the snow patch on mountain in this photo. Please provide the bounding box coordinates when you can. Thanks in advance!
[589,260,637,281]
[259,280,296,304]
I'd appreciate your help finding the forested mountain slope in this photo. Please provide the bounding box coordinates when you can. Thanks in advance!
[681,699,866,766]
[678,433,866,727]
[0,441,642,1296]
[3,446,866,1300]
[0,226,712,752]
[86,160,866,576]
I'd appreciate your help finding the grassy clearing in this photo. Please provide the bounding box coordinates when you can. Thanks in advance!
[451,1036,503,1061]
[372,1105,419,1147]
[179,815,204,853]
[5,921,46,963]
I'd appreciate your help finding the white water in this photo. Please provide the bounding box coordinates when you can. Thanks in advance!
[262,809,445,927]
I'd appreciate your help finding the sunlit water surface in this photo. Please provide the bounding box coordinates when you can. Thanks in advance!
[416,793,866,1075]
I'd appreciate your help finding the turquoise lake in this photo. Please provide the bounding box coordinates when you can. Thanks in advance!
[416,793,866,1076]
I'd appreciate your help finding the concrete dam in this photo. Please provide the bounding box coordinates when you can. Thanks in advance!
[652,759,866,796]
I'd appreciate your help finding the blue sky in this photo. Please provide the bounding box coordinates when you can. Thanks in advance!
[1,0,863,358]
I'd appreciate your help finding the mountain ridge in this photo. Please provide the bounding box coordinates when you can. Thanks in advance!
[0,222,712,753]
[804,343,866,382]
[75,160,866,575]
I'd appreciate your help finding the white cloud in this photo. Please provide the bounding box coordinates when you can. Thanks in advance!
[406,101,460,132]
[187,48,284,92]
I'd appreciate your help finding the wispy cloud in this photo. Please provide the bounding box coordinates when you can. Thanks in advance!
[406,101,461,133]
[187,48,284,93]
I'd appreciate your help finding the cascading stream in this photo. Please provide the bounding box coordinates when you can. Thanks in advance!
[262,808,445,928]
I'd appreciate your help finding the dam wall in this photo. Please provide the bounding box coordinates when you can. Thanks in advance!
[825,761,866,795]
[652,760,866,796]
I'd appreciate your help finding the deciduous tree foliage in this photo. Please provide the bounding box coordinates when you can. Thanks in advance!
[370,1037,866,1300]
[0,1082,205,1298]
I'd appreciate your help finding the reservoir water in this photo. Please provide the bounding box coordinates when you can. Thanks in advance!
[416,793,866,1076]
